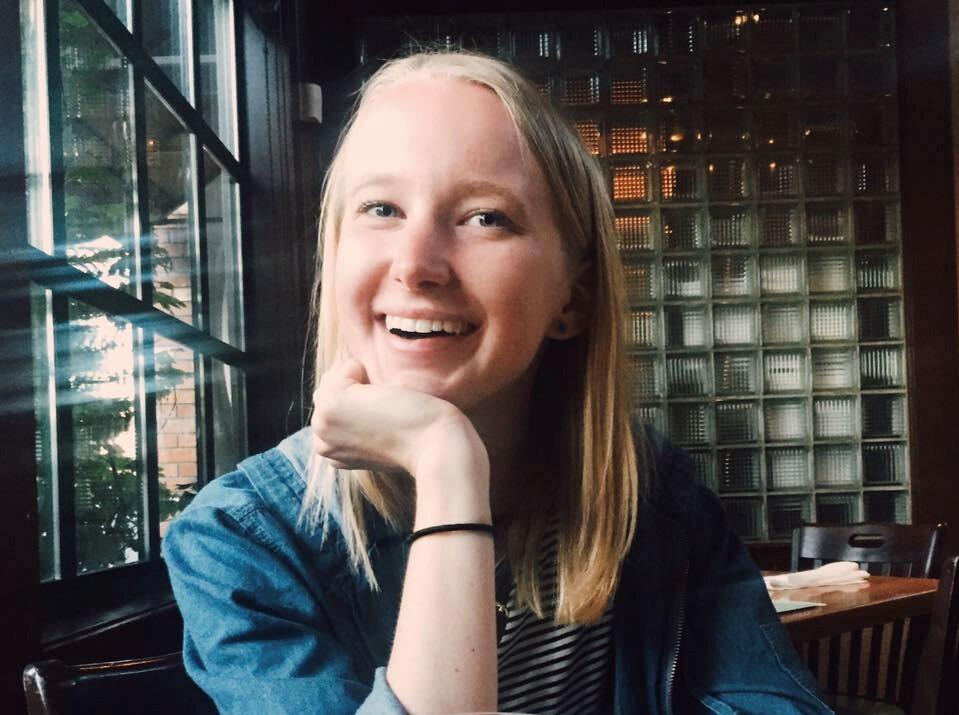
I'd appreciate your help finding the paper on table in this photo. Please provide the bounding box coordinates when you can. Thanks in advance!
[772,599,827,614]
[764,561,870,590]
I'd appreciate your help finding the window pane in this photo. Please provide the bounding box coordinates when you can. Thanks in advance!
[145,84,197,325]
[21,0,54,253]
[204,151,244,347]
[197,0,237,151]
[104,0,131,29]
[155,336,200,536]
[60,0,138,289]
[212,360,247,476]
[31,285,58,581]
[68,300,144,574]
[141,0,192,99]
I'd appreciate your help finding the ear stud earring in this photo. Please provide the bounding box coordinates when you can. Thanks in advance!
[555,320,568,335]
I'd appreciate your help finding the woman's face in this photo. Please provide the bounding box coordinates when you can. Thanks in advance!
[333,75,579,413]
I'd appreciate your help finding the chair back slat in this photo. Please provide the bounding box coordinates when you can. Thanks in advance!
[911,554,959,715]
[792,523,946,578]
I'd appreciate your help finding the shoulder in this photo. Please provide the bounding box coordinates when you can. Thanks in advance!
[636,423,712,524]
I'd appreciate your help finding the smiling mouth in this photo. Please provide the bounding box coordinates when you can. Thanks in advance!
[383,315,478,339]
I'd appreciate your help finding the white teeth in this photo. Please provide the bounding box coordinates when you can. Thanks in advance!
[384,315,469,335]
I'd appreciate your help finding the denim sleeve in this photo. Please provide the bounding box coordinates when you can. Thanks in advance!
[162,502,408,715]
[680,481,834,714]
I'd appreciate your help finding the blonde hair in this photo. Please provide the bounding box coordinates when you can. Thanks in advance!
[301,50,644,625]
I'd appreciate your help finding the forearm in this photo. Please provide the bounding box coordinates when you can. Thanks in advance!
[386,438,497,714]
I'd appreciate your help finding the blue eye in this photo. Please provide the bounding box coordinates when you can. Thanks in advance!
[360,202,399,218]
[467,211,513,230]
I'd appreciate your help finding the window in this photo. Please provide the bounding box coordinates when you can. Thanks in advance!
[21,0,248,582]
[358,5,908,541]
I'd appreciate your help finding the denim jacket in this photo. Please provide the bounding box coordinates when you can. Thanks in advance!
[163,428,833,714]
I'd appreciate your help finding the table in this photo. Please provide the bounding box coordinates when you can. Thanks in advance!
[769,575,939,642]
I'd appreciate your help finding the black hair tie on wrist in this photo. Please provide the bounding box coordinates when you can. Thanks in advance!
[406,522,495,546]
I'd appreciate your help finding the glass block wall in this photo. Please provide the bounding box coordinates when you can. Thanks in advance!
[357,4,908,541]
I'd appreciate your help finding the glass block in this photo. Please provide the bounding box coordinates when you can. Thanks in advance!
[800,10,843,50]
[147,84,198,326]
[753,10,795,50]
[765,399,808,441]
[862,395,906,437]
[718,449,760,491]
[664,258,707,298]
[863,491,908,523]
[759,205,800,246]
[635,404,665,432]
[815,445,858,486]
[762,303,805,345]
[754,57,796,100]
[854,202,899,245]
[204,151,244,348]
[722,498,763,540]
[768,448,811,490]
[801,56,843,98]
[574,120,602,156]
[660,162,701,201]
[807,204,848,244]
[848,6,896,49]
[703,11,748,50]
[561,72,600,106]
[658,59,701,103]
[668,402,713,444]
[611,67,652,105]
[623,260,658,303]
[817,492,861,524]
[667,355,711,396]
[764,351,806,392]
[810,300,855,342]
[853,154,898,194]
[760,254,804,295]
[715,305,757,346]
[560,23,604,59]
[863,443,907,484]
[628,354,663,400]
[610,121,653,155]
[850,104,897,147]
[707,159,749,200]
[142,0,191,97]
[611,22,654,56]
[802,107,843,149]
[805,155,844,196]
[759,157,799,197]
[513,29,557,59]
[704,107,750,151]
[661,211,704,250]
[715,352,759,395]
[860,346,903,388]
[688,450,716,489]
[858,298,902,340]
[768,496,812,540]
[856,251,900,291]
[712,255,755,297]
[658,109,702,152]
[710,207,751,248]
[665,305,709,348]
[616,213,655,253]
[654,12,698,55]
[612,164,650,202]
[808,253,851,293]
[703,54,749,102]
[849,54,896,98]
[717,402,759,443]
[814,397,857,438]
[626,308,660,348]
[754,107,799,149]
[197,0,237,152]
[812,348,857,390]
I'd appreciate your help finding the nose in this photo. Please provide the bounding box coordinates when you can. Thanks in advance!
[388,217,451,291]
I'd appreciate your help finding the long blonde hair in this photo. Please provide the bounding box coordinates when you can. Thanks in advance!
[301,50,644,625]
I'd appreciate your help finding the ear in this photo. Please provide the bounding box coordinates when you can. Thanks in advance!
[546,261,592,340]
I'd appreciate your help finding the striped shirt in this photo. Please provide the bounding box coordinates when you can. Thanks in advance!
[495,529,615,714]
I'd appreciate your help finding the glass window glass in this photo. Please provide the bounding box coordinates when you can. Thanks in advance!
[154,336,200,535]
[204,151,244,347]
[68,299,144,574]
[104,0,131,29]
[60,0,138,289]
[140,0,192,99]
[197,0,237,151]
[21,0,54,254]
[31,285,58,582]
[212,360,247,476]
[145,84,197,325]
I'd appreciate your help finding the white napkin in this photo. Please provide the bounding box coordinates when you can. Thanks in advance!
[764,561,870,590]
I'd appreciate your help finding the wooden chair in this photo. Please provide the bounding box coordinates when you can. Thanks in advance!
[911,554,959,715]
[790,522,947,711]
[22,651,217,715]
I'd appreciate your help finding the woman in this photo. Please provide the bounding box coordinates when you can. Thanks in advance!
[164,51,832,714]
